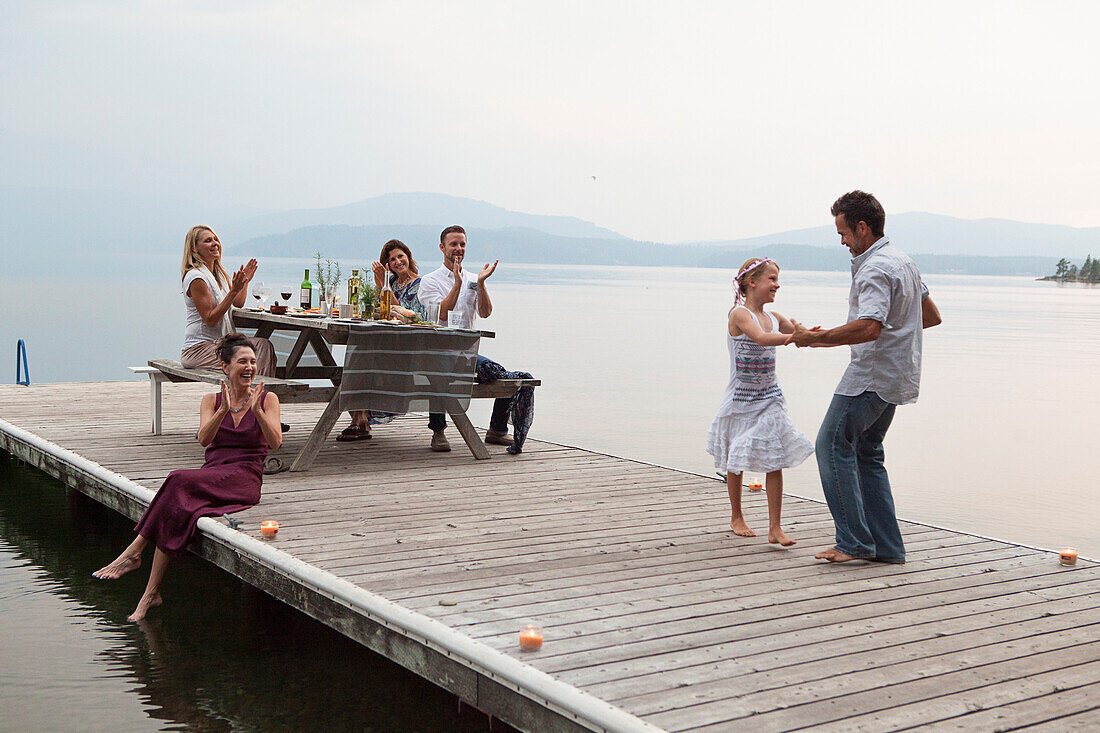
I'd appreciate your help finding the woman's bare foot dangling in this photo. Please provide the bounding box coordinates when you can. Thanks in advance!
[730,517,756,537]
[127,592,162,622]
[768,527,796,547]
[93,553,141,580]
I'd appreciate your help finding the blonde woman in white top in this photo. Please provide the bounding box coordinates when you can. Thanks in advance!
[179,225,276,376]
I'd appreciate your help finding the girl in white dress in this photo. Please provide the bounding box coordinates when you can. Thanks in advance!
[706,258,813,546]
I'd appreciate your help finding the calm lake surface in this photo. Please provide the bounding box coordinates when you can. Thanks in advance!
[2,255,1098,729]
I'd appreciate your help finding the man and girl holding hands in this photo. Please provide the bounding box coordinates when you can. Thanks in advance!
[707,190,941,564]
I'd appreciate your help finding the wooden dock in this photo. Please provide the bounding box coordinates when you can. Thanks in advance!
[2,380,1100,732]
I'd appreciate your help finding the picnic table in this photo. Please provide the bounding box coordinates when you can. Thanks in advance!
[230,309,501,470]
[142,310,539,471]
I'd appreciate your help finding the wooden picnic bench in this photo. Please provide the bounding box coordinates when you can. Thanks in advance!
[136,362,539,433]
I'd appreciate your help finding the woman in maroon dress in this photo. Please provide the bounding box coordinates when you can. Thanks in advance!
[93,334,282,622]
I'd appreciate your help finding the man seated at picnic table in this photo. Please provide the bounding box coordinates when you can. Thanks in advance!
[418,225,535,455]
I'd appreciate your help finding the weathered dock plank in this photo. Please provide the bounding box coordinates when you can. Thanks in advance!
[2,380,1098,733]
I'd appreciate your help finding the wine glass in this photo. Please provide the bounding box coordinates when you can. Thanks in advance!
[251,281,268,309]
[279,286,293,307]
[257,283,272,307]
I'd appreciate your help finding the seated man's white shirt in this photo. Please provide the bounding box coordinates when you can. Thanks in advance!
[418,265,479,329]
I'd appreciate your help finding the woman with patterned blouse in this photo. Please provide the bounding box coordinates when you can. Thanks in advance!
[372,239,426,319]
[336,239,425,441]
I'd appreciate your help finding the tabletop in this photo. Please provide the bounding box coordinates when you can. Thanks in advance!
[232,309,494,345]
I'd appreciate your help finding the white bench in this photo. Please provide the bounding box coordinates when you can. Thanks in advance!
[128,365,170,435]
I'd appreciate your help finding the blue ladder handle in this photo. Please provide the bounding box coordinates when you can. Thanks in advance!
[16,339,29,386]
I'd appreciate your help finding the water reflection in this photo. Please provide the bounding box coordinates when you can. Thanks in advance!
[0,453,513,732]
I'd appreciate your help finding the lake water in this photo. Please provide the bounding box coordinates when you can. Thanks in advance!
[2,255,1098,729]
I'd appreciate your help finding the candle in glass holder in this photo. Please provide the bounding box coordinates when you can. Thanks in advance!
[518,624,543,651]
[1060,548,1078,566]
[260,520,279,538]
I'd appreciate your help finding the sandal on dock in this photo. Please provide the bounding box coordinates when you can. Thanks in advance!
[336,425,371,442]
[263,457,289,475]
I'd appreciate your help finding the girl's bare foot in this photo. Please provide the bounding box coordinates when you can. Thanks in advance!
[93,554,141,580]
[127,592,162,622]
[814,548,856,562]
[730,517,756,537]
[768,527,796,546]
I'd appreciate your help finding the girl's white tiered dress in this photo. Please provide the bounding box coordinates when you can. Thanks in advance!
[706,307,814,474]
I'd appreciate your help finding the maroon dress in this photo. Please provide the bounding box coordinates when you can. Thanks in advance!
[135,392,270,554]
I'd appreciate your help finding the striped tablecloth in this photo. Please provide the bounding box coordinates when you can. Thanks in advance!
[338,324,480,414]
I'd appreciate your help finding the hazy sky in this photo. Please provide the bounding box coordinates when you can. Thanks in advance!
[3,1,1097,242]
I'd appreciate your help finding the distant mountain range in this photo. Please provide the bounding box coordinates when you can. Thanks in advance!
[9,186,1098,276]
[216,192,626,243]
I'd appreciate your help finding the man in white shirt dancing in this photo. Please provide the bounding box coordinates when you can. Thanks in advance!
[791,191,941,564]
[418,225,514,452]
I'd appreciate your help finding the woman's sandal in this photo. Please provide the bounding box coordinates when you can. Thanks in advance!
[263,457,289,475]
[335,425,371,442]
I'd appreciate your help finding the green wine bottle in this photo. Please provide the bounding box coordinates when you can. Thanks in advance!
[300,269,312,310]
[348,269,361,318]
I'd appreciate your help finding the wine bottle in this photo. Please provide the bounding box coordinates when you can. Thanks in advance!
[300,269,312,310]
[379,269,392,320]
[348,269,361,318]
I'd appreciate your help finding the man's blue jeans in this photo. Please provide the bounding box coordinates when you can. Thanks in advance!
[428,355,509,433]
[816,391,905,562]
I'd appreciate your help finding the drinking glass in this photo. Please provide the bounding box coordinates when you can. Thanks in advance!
[424,302,440,326]
[251,281,266,309]
[254,282,273,309]
[448,310,466,329]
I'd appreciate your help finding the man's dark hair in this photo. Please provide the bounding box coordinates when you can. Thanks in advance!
[831,191,885,238]
[440,225,466,244]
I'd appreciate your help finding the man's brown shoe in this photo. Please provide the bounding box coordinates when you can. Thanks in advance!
[431,430,451,452]
[485,429,514,446]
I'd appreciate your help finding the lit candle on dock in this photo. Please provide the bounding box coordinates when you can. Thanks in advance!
[1060,548,1078,566]
[260,520,279,538]
[519,624,543,651]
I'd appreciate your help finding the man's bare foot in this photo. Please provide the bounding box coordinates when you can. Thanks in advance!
[768,528,796,547]
[92,554,141,580]
[730,517,756,537]
[127,592,162,623]
[814,548,856,562]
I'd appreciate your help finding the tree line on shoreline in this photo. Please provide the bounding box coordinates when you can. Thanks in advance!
[1049,256,1100,283]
